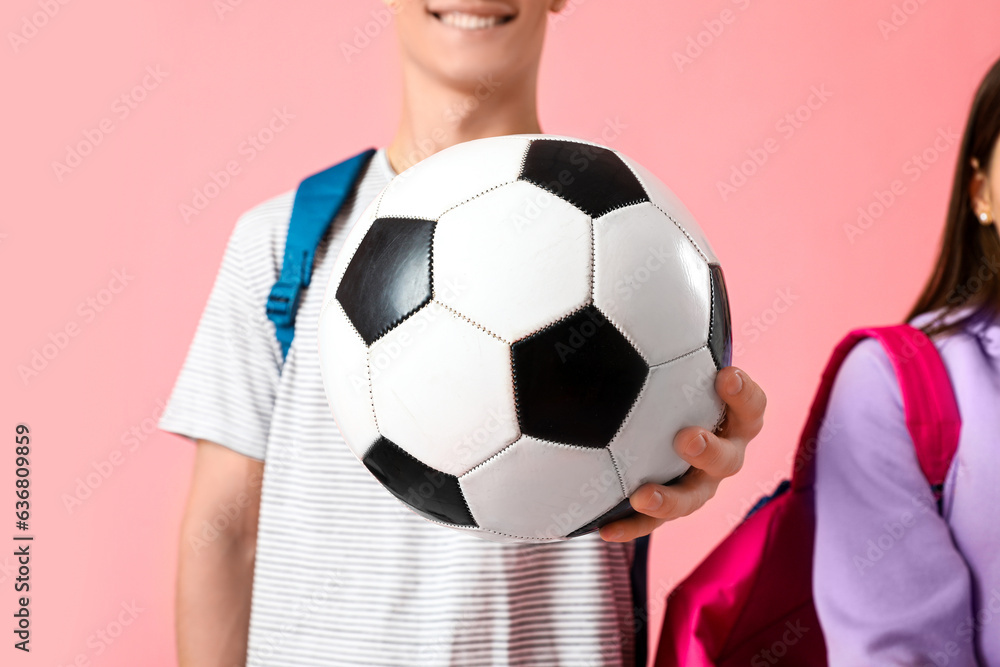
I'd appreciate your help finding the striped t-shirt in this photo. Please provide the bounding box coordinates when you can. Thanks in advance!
[160,148,639,666]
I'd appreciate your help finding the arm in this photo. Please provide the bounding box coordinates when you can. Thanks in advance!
[601,365,766,541]
[177,440,264,667]
[812,340,976,665]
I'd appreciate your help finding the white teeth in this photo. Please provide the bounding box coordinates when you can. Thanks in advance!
[437,11,506,30]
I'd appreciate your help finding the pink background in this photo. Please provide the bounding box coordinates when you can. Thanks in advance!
[4,0,999,664]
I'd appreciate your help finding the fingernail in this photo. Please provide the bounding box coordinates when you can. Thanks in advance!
[727,370,744,396]
[645,490,663,511]
[685,434,707,457]
[604,525,624,540]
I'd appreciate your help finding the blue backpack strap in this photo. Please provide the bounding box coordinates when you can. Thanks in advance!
[266,148,377,360]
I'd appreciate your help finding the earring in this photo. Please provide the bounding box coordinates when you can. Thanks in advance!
[980,211,995,225]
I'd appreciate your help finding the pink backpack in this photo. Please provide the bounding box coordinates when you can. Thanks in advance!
[653,325,962,666]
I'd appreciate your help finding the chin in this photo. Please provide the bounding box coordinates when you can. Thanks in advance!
[436,60,499,86]
[431,49,529,90]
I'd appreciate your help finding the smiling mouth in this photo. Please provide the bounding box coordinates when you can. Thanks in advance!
[430,10,516,30]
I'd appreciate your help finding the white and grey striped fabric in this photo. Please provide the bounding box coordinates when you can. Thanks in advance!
[160,148,638,666]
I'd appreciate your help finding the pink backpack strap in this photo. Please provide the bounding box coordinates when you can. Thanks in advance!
[792,325,961,502]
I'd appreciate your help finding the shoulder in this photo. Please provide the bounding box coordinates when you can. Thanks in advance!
[818,324,970,474]
[226,149,391,270]
[828,337,900,413]
[219,149,390,295]
[230,189,295,259]
[828,316,993,412]
[819,337,910,473]
[909,307,1000,364]
[220,189,295,292]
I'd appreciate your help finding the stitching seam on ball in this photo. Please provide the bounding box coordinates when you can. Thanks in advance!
[365,347,379,432]
[433,300,508,344]
[649,344,707,369]
[650,202,711,265]
[607,448,630,499]
[436,179,521,219]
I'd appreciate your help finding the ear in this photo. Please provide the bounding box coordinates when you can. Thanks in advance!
[969,157,992,219]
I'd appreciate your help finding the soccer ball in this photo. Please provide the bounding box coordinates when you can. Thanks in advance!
[318,135,731,542]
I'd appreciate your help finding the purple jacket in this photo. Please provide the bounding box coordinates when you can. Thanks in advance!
[813,311,1000,666]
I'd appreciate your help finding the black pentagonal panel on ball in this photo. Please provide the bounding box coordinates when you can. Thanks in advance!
[336,217,434,345]
[708,264,733,370]
[363,436,476,527]
[519,139,649,217]
[512,306,648,448]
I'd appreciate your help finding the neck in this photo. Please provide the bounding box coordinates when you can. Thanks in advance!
[386,61,542,174]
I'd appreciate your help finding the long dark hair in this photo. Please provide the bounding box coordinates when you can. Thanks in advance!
[907,55,1000,336]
